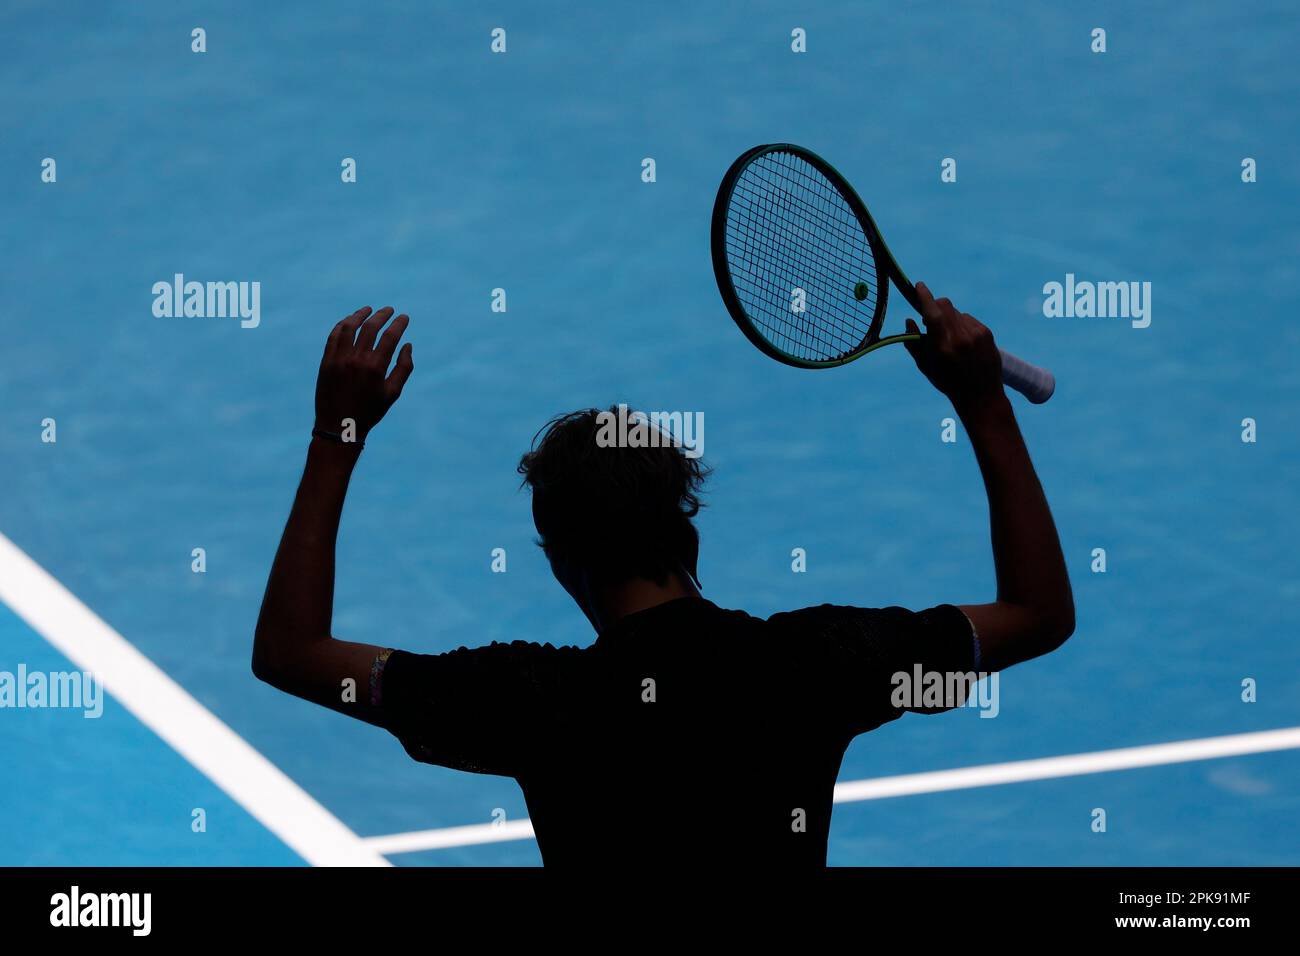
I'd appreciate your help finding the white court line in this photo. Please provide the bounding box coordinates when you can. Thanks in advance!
[363,726,1300,856]
[366,819,538,855]
[833,726,1300,801]
[0,531,389,867]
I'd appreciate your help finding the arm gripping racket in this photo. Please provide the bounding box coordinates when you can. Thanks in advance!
[711,143,1055,403]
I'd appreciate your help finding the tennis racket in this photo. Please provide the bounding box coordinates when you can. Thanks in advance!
[710,143,1055,403]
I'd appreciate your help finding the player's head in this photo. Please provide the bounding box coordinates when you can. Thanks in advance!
[518,406,708,599]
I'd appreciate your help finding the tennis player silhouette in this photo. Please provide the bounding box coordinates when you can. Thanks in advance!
[253,289,1074,867]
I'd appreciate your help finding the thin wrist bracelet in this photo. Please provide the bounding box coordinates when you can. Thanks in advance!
[312,427,364,450]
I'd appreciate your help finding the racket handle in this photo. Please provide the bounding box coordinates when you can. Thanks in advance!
[999,348,1055,404]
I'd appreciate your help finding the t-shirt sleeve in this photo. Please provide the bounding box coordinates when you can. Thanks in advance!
[769,603,980,737]
[375,640,567,778]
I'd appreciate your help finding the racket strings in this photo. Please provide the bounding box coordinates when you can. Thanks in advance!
[739,162,873,259]
[729,188,870,356]
[737,154,877,354]
[723,150,880,362]
[726,194,873,322]
[728,176,874,337]
[723,218,860,356]
[723,247,859,359]
[725,215,862,359]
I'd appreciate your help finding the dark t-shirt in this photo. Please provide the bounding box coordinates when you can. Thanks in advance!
[378,597,976,867]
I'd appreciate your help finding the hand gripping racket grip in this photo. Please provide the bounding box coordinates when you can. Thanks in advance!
[998,349,1055,404]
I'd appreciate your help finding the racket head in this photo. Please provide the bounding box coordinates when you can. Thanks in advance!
[711,143,909,368]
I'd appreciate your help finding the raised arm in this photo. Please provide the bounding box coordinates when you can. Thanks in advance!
[251,306,414,724]
[904,284,1074,672]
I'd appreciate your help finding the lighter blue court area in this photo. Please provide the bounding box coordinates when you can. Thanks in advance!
[1,1,1298,866]
[0,605,302,865]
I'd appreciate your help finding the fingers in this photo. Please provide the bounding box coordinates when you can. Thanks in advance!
[335,306,372,355]
[915,281,957,327]
[331,301,411,368]
[321,318,348,367]
[332,305,411,365]
[914,281,937,322]
[375,313,410,365]
[915,281,947,327]
[903,317,922,353]
[356,306,395,351]
[915,281,969,358]
[384,342,414,402]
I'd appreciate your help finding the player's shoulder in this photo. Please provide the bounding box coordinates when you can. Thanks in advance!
[766,603,914,630]
[446,638,583,655]
[386,639,588,701]
[690,601,906,640]
[763,603,969,653]
[485,638,581,653]
[397,638,586,673]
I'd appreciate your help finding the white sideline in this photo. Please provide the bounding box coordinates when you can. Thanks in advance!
[363,726,1300,856]
[832,725,1300,802]
[0,531,389,867]
[365,819,538,855]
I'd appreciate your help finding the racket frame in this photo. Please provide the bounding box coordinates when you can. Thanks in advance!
[711,142,922,369]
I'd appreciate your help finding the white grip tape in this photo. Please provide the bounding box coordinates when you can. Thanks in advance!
[999,348,1055,404]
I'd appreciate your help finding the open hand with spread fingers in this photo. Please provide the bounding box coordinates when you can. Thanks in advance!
[314,306,415,445]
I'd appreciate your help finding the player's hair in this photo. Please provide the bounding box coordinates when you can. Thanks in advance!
[518,406,709,586]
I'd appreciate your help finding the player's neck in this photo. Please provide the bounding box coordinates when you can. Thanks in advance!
[590,572,701,632]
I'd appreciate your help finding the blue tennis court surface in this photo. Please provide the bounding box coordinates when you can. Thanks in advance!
[0,605,301,865]
[2,1,1298,866]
